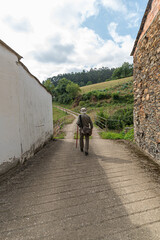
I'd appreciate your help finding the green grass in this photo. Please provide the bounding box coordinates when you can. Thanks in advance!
[123,128,134,141]
[100,128,134,141]
[54,131,66,139]
[100,131,123,139]
[52,106,68,123]
[65,115,75,124]
[80,77,133,94]
[53,105,75,125]
[52,78,134,140]
[53,105,75,139]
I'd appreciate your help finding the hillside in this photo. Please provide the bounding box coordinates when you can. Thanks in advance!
[71,76,134,133]
[53,75,134,139]
[80,76,133,94]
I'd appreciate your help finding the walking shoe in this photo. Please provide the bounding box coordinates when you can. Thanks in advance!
[85,152,88,156]
[81,148,83,152]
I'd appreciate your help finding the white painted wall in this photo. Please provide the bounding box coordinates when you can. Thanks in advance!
[0,41,53,170]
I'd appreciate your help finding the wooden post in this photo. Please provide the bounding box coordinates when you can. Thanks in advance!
[76,125,78,148]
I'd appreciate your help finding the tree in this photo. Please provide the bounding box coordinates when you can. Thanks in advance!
[50,66,115,86]
[55,78,69,95]
[86,81,92,85]
[121,62,133,77]
[43,79,54,95]
[111,62,133,80]
[54,78,80,104]
[111,67,122,80]
[66,82,80,99]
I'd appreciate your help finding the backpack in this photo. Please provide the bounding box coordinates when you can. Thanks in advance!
[80,115,92,136]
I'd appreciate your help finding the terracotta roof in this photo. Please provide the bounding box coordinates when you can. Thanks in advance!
[131,0,153,56]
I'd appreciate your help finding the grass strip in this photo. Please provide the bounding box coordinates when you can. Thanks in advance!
[100,128,134,141]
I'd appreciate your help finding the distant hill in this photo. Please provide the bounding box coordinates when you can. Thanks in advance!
[48,62,133,88]
[50,67,115,87]
[80,76,133,94]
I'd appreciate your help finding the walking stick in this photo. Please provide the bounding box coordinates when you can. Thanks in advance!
[76,125,78,148]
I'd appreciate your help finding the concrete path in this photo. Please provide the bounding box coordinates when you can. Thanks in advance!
[0,117,160,240]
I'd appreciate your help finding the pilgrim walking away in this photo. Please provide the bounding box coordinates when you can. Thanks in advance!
[76,108,93,156]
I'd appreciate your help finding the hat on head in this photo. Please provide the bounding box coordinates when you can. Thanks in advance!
[80,107,87,114]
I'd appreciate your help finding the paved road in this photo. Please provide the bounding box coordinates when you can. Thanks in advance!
[0,118,160,240]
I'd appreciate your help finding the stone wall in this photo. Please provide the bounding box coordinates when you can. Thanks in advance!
[133,11,160,161]
[138,0,160,45]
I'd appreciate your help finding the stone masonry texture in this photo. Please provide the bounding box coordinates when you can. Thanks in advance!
[133,10,160,161]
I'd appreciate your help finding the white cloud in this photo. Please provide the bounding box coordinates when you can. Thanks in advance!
[101,0,127,13]
[127,13,140,28]
[33,42,75,64]
[108,22,134,46]
[4,16,32,32]
[0,0,134,81]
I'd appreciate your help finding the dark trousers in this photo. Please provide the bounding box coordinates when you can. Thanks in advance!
[80,132,89,153]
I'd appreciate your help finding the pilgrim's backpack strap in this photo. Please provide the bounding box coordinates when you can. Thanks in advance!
[79,115,83,128]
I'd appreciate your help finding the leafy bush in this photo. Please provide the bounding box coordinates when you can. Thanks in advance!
[57,93,72,104]
[81,90,111,102]
[122,94,134,103]
[82,91,93,101]
[79,100,93,108]
[121,83,129,90]
[95,110,108,129]
[107,107,133,130]
[81,89,133,104]
[124,128,134,141]
[97,92,111,100]
[112,93,133,104]
[54,78,81,104]
[112,92,120,100]
[96,102,102,107]
[79,100,86,107]
[95,106,133,130]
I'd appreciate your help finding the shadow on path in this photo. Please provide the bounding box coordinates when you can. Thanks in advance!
[0,138,157,240]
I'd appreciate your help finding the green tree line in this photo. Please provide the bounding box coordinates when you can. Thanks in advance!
[45,62,132,87]
[50,67,115,87]
[42,62,133,104]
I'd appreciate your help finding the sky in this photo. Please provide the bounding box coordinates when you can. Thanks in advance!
[0,0,148,82]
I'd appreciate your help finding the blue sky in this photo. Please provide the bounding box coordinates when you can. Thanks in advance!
[83,1,147,40]
[0,0,148,81]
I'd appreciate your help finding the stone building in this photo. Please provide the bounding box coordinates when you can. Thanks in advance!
[131,0,160,161]
[0,40,53,175]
